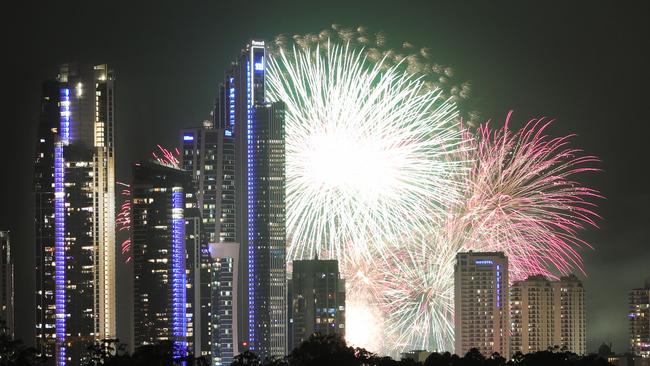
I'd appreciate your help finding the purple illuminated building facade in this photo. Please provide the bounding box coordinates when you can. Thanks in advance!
[179,122,216,360]
[34,64,116,365]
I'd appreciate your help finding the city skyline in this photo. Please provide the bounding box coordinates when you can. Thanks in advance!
[2,0,650,358]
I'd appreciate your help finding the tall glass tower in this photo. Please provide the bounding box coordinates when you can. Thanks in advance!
[180,120,224,360]
[225,40,287,359]
[33,64,116,365]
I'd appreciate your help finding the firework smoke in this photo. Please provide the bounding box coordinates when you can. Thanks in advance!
[268,24,478,126]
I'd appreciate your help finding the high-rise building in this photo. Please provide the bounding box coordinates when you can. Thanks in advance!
[510,275,555,354]
[510,274,587,356]
[209,242,240,366]
[131,161,199,357]
[180,121,223,359]
[552,275,586,355]
[0,231,14,337]
[454,252,509,359]
[221,40,287,358]
[630,280,650,358]
[288,259,345,351]
[33,64,116,365]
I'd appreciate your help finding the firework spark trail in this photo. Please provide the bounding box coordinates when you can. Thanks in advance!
[267,42,468,264]
[116,181,132,263]
[152,145,181,168]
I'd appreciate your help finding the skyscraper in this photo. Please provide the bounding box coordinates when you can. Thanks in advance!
[180,121,221,359]
[552,275,586,355]
[209,242,240,366]
[288,259,345,351]
[510,275,555,354]
[0,231,13,337]
[34,64,116,365]
[629,280,650,358]
[454,252,509,359]
[131,161,199,357]
[224,40,287,358]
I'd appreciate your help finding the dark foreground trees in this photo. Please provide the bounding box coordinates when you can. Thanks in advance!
[83,340,209,366]
[231,334,612,366]
[0,324,44,366]
[0,331,613,366]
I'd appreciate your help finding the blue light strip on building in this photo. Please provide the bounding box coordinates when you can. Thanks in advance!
[475,260,493,265]
[60,88,70,144]
[246,59,255,350]
[54,144,65,366]
[496,264,502,308]
[171,188,187,358]
[55,86,70,366]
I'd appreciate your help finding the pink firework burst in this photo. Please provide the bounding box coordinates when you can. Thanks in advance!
[458,111,602,280]
[348,111,602,355]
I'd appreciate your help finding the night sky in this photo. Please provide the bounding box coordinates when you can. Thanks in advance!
[3,0,649,354]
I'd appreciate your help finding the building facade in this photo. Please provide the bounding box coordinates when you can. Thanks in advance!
[180,121,223,359]
[131,162,198,358]
[630,280,650,358]
[0,231,13,337]
[288,259,345,351]
[209,242,240,366]
[552,275,586,355]
[510,275,556,354]
[454,252,509,359]
[33,64,116,365]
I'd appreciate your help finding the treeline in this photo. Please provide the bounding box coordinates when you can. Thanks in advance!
[0,332,612,366]
[231,334,611,366]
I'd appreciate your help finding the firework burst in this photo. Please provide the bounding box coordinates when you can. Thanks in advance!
[267,41,468,263]
[366,112,600,354]
[267,27,600,355]
[457,111,601,280]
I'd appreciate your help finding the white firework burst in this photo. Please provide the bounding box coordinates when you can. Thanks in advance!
[267,42,467,264]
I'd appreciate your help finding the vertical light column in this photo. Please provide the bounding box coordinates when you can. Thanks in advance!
[171,188,187,358]
[94,66,116,341]
[55,87,70,366]
[246,58,256,351]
